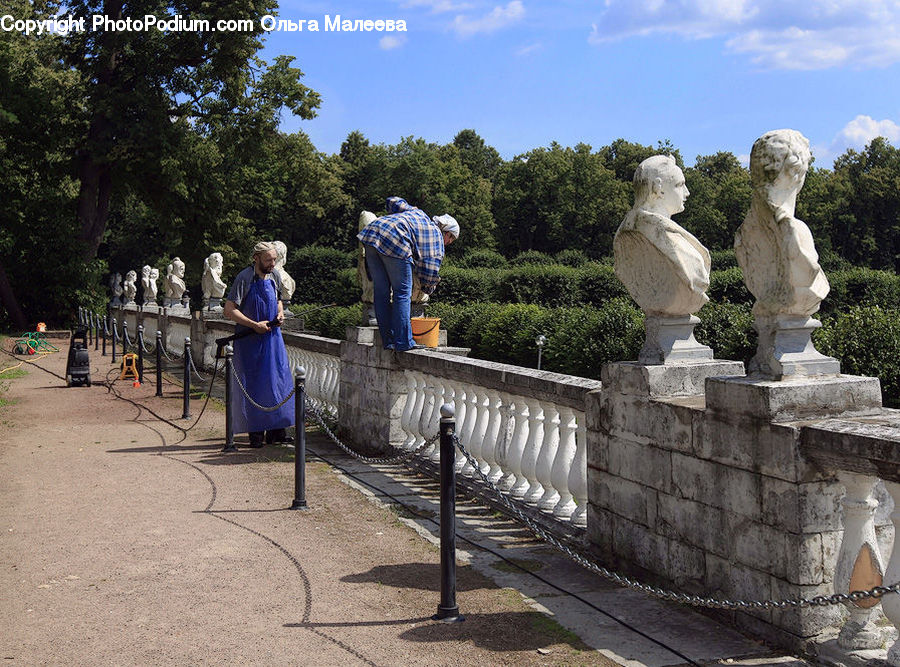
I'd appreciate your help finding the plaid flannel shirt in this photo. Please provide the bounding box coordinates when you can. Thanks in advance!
[357,199,445,293]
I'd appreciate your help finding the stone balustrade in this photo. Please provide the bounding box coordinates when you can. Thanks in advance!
[397,368,592,526]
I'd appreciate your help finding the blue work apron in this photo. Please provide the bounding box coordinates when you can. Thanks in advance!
[231,277,295,434]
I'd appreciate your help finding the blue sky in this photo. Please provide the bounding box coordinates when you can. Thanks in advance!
[262,0,900,168]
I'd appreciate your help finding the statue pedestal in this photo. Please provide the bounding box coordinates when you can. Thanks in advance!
[361,303,377,327]
[203,298,223,314]
[639,314,713,365]
[749,315,840,379]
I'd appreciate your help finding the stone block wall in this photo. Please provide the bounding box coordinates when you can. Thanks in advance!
[587,360,884,648]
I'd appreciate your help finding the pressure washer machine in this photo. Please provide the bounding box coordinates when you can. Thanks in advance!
[65,327,91,387]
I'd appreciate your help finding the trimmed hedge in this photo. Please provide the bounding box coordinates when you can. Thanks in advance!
[289,302,362,339]
[288,246,356,306]
[510,250,558,266]
[430,299,642,378]
[554,249,590,267]
[815,306,900,407]
[822,266,900,315]
[451,249,508,269]
[494,264,583,308]
[694,302,755,363]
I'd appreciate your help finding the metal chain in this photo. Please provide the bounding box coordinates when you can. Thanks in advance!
[229,365,295,412]
[123,328,133,350]
[188,351,207,381]
[160,344,181,362]
[140,335,155,354]
[305,400,439,465]
[451,435,900,611]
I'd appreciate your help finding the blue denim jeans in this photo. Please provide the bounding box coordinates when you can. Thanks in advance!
[365,249,415,351]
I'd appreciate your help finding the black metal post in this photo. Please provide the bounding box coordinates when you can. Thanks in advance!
[222,345,236,452]
[290,367,307,510]
[434,403,463,622]
[137,325,144,385]
[155,331,163,397]
[122,321,128,357]
[182,337,191,419]
[101,315,108,357]
[87,311,93,345]
[78,306,83,327]
[111,318,117,364]
[94,313,99,350]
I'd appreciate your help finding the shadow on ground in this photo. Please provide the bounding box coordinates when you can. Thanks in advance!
[285,610,594,654]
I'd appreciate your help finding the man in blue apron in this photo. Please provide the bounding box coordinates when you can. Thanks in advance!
[223,242,295,447]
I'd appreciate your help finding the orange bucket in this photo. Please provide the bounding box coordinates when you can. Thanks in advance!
[411,317,440,348]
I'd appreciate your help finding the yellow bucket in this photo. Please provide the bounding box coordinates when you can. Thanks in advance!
[411,317,440,348]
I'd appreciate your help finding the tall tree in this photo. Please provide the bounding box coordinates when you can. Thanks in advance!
[62,0,321,261]
[0,0,87,328]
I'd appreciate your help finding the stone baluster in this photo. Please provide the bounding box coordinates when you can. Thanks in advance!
[453,385,470,473]
[536,404,562,512]
[569,418,588,527]
[420,375,441,459]
[409,372,427,448]
[462,387,489,476]
[493,393,515,487]
[836,473,888,649]
[550,405,578,520]
[506,399,531,499]
[329,358,341,409]
[521,397,545,505]
[481,390,504,484]
[473,390,493,475]
[458,384,481,476]
[879,481,900,666]
[430,381,452,463]
[400,371,419,451]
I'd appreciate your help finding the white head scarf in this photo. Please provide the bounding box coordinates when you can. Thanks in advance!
[433,214,460,240]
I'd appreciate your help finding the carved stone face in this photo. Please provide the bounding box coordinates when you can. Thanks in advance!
[657,165,690,216]
[173,259,185,278]
[142,265,151,277]
[208,252,223,270]
[126,270,137,282]
[150,268,159,280]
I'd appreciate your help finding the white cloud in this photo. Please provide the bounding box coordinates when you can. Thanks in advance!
[379,35,407,50]
[451,0,525,37]
[400,0,474,13]
[515,41,542,56]
[834,114,900,149]
[588,0,900,70]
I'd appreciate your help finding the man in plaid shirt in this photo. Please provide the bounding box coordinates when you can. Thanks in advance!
[358,196,460,351]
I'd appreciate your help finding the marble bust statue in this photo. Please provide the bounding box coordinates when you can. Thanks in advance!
[357,211,377,325]
[147,267,159,304]
[109,272,123,306]
[614,154,712,363]
[201,252,227,301]
[272,241,296,305]
[735,129,830,318]
[141,265,159,306]
[123,270,138,304]
[735,129,838,377]
[164,257,187,305]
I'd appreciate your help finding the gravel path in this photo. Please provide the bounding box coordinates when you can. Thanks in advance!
[0,340,618,666]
